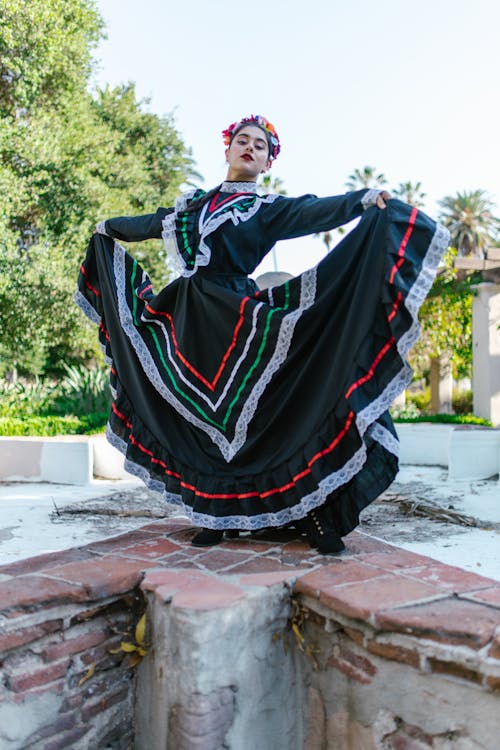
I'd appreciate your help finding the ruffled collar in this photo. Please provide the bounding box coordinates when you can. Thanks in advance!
[219,181,258,194]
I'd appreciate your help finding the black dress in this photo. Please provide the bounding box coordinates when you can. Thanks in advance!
[76,181,449,535]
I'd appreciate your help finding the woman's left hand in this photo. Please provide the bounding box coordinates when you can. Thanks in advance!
[376,191,392,209]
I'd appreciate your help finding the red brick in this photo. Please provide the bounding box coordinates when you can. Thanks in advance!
[327,645,377,684]
[140,518,193,532]
[375,597,500,648]
[316,575,440,621]
[42,628,108,662]
[343,531,394,555]
[466,587,500,607]
[227,556,295,575]
[237,569,304,587]
[194,548,253,572]
[342,626,365,646]
[0,576,87,616]
[0,547,94,577]
[81,686,129,722]
[488,634,500,660]
[43,557,156,598]
[7,658,70,693]
[167,578,247,611]
[143,569,247,610]
[42,725,90,750]
[294,560,385,600]
[36,711,78,739]
[0,619,62,653]
[486,675,500,691]
[113,537,181,560]
[142,568,210,593]
[360,549,440,572]
[84,528,160,553]
[428,657,482,685]
[403,563,496,594]
[366,640,420,668]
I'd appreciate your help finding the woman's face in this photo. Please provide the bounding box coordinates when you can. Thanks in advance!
[225,125,272,181]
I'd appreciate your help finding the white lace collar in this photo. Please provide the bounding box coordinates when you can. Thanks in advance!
[219,181,258,194]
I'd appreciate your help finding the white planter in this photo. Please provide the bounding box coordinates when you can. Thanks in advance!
[395,423,453,467]
[448,427,500,480]
[91,434,134,480]
[0,436,92,485]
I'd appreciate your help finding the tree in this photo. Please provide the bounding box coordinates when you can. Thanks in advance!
[410,248,477,382]
[0,1,195,376]
[0,0,102,116]
[393,181,427,208]
[438,190,500,258]
[345,166,387,190]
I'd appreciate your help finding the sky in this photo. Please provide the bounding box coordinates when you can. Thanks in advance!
[91,0,500,277]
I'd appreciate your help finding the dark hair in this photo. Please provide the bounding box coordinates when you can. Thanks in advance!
[230,122,273,159]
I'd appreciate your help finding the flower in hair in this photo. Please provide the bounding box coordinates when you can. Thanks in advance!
[222,115,281,160]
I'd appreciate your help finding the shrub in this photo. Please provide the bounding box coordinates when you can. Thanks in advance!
[0,413,107,436]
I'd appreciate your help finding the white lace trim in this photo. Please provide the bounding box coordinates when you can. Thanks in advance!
[367,422,400,458]
[114,242,317,462]
[361,189,381,210]
[94,220,109,236]
[161,190,280,278]
[74,290,101,324]
[220,181,258,194]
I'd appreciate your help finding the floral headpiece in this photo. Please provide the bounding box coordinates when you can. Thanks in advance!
[222,115,281,160]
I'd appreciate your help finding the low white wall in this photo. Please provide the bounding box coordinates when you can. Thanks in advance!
[396,423,500,480]
[0,436,92,485]
[1,426,498,485]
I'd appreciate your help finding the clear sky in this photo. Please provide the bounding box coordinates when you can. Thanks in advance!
[92,0,500,276]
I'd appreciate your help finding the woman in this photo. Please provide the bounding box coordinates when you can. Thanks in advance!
[77,115,449,553]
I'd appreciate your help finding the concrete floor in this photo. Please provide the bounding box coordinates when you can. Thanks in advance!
[0,466,498,581]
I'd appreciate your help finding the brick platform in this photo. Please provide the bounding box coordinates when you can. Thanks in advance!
[0,520,499,749]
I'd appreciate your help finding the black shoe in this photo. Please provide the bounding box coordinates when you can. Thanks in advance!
[297,506,345,554]
[191,529,224,547]
[191,528,240,547]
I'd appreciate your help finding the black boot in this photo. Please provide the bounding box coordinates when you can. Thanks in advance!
[297,505,345,554]
[191,528,240,547]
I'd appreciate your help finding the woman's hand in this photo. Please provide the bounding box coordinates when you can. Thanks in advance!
[376,191,392,209]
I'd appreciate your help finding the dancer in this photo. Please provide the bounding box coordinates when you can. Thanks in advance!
[77,115,449,553]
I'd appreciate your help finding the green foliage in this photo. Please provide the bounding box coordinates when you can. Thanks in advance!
[0,414,107,436]
[345,166,387,190]
[0,0,102,116]
[0,1,195,376]
[410,248,477,379]
[393,413,491,426]
[438,190,500,257]
[49,364,111,415]
[392,181,426,208]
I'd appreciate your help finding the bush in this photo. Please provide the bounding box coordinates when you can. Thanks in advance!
[393,413,492,426]
[0,413,107,436]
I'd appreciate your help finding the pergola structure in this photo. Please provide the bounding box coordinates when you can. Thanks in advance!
[454,248,500,426]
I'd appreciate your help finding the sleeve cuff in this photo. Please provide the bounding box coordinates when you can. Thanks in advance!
[94,220,110,236]
[361,189,381,210]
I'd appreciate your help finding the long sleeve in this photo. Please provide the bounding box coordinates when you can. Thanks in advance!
[259,189,373,243]
[96,207,173,242]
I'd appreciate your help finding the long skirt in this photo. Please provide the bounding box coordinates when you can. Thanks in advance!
[76,200,448,534]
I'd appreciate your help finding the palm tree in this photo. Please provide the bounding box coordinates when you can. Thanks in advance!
[438,190,500,258]
[345,166,387,190]
[393,181,427,208]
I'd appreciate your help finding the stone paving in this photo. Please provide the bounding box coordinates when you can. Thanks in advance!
[2,518,499,634]
[1,517,500,748]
